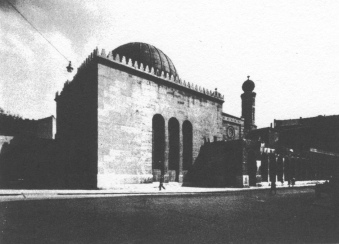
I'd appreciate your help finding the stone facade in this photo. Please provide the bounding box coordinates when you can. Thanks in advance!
[55,47,232,189]
[247,115,339,185]
[97,63,224,187]
[222,113,244,141]
[274,115,339,154]
[55,62,98,189]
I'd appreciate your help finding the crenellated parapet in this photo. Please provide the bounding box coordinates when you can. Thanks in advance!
[59,47,224,101]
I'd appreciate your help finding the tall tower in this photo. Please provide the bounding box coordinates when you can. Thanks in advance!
[241,76,257,136]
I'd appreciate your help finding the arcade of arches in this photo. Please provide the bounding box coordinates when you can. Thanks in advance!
[152,114,193,182]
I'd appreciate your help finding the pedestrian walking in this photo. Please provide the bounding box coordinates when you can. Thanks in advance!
[270,181,277,194]
[292,177,295,187]
[159,174,165,191]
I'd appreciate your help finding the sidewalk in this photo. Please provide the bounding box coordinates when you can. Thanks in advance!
[0,181,318,202]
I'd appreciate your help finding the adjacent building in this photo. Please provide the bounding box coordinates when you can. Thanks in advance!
[247,115,339,185]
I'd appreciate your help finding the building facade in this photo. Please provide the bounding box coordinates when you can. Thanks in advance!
[0,113,57,188]
[55,42,247,189]
[247,115,339,186]
[2,42,337,190]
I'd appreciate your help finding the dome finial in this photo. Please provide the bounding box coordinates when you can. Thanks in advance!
[247,75,250,80]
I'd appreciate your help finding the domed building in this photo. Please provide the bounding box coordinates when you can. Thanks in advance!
[2,42,338,190]
[112,42,179,79]
[55,42,251,189]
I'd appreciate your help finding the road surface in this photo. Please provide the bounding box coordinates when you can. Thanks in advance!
[0,187,338,243]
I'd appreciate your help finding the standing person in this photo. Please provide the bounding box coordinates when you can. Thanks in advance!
[159,174,165,191]
[270,181,277,194]
[292,177,295,187]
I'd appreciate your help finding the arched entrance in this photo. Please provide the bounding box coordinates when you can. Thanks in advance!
[168,118,180,181]
[152,114,165,175]
[182,120,193,171]
[248,150,257,186]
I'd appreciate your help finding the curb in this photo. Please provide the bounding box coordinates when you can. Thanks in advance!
[0,185,315,197]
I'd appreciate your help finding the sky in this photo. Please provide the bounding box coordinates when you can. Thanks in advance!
[1,0,339,128]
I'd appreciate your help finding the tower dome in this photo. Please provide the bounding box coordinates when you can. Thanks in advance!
[242,76,255,92]
[112,42,179,78]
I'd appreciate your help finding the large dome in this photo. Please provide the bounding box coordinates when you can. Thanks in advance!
[112,42,179,78]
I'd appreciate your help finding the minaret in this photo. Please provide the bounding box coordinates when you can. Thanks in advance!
[241,76,257,136]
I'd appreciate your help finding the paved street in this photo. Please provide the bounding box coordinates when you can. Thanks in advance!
[0,187,338,243]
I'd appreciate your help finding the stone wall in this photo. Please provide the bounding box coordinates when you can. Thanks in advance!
[97,60,224,188]
[55,63,98,189]
[55,49,226,189]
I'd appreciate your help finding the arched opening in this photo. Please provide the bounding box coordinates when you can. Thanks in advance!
[248,150,257,186]
[152,114,165,174]
[168,118,180,181]
[183,120,193,171]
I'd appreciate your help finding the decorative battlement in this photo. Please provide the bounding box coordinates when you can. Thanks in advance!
[60,47,224,101]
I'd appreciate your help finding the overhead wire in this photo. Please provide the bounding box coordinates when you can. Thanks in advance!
[5,0,70,62]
